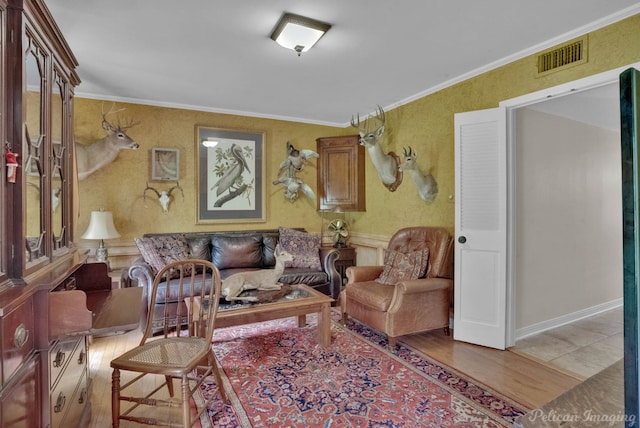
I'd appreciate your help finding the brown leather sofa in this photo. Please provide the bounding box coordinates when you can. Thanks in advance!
[342,226,454,349]
[129,229,340,333]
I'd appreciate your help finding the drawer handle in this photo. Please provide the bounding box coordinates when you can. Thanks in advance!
[78,388,87,404]
[53,350,66,368]
[78,350,86,365]
[13,323,29,349]
[54,392,66,413]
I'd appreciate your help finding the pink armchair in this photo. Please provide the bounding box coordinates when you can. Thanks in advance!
[342,227,454,349]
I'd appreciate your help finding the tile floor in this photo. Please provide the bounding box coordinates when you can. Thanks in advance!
[510,306,623,380]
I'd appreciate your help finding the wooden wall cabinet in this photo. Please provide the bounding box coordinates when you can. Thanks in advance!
[316,135,366,212]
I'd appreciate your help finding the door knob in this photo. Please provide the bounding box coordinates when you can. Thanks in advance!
[458,236,467,244]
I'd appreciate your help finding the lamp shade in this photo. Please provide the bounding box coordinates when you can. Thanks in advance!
[81,211,120,240]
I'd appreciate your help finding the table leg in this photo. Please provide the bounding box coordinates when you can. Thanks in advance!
[297,314,306,327]
[317,302,331,347]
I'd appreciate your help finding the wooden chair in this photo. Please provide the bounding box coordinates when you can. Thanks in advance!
[111,259,227,427]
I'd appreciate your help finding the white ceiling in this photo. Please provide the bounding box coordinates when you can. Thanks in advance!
[45,1,639,126]
[527,83,620,131]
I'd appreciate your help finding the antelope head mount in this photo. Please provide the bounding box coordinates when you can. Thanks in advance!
[144,182,184,212]
[350,105,402,191]
[75,105,140,181]
[399,146,438,203]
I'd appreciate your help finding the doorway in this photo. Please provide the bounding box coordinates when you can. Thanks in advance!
[513,82,623,338]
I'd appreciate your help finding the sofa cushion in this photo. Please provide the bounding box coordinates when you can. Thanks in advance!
[279,268,328,286]
[187,236,211,261]
[278,227,321,270]
[135,234,191,272]
[211,235,263,269]
[375,248,430,285]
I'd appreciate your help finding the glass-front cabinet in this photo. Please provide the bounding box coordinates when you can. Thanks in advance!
[1,0,83,426]
[20,12,77,273]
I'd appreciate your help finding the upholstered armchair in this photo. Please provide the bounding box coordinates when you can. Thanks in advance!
[342,227,454,349]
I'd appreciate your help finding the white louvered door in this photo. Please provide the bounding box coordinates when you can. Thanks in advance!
[453,107,507,350]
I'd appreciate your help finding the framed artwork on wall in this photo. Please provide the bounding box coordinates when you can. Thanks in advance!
[151,147,180,181]
[196,126,266,224]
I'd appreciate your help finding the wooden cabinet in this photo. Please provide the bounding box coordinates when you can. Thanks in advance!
[0,1,93,426]
[316,135,366,211]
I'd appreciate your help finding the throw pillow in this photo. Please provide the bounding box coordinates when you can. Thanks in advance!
[278,227,322,270]
[134,234,191,272]
[375,248,430,285]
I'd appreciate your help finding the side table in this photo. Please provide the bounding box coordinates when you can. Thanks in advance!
[108,269,124,289]
[321,246,356,286]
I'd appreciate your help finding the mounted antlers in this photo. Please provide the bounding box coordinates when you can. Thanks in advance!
[75,104,140,180]
[350,106,402,191]
[144,182,184,212]
[399,147,438,203]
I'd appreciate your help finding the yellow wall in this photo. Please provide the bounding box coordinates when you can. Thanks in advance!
[75,13,640,241]
[75,101,347,239]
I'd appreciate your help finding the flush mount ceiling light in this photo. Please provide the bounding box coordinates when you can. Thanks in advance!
[270,13,331,56]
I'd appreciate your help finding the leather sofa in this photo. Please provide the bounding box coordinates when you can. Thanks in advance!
[129,229,340,333]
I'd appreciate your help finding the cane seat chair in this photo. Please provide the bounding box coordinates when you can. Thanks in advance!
[111,259,227,427]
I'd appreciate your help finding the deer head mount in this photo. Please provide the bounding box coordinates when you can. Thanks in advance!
[399,147,438,203]
[272,141,318,202]
[350,105,402,192]
[144,182,184,212]
[75,105,140,181]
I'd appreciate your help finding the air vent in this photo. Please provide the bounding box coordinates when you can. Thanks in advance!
[537,36,587,76]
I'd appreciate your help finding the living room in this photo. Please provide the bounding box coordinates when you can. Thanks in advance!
[2,1,640,426]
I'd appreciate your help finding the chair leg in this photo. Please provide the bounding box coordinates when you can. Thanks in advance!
[181,375,190,426]
[342,312,348,325]
[388,336,397,350]
[165,375,174,397]
[111,368,120,428]
[210,352,228,403]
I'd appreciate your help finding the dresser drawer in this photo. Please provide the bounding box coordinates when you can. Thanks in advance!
[50,365,87,428]
[1,297,35,386]
[49,339,80,389]
[55,368,88,428]
[0,354,40,428]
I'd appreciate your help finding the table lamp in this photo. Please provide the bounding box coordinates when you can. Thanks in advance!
[81,210,120,267]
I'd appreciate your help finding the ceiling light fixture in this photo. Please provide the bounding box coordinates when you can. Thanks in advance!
[270,13,331,56]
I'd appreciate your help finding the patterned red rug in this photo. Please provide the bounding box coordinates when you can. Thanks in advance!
[196,313,529,427]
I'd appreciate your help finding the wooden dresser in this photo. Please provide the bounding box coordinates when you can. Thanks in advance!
[0,253,140,427]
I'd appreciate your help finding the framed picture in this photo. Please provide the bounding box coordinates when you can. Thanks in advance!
[151,147,180,181]
[196,126,266,224]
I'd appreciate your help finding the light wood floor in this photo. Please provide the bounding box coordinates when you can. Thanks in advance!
[87,320,583,427]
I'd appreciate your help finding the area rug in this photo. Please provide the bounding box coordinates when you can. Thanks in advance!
[196,313,529,427]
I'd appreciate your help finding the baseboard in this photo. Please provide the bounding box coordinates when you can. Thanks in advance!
[515,298,623,341]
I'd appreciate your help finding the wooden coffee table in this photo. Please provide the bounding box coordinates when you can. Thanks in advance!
[189,284,334,347]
